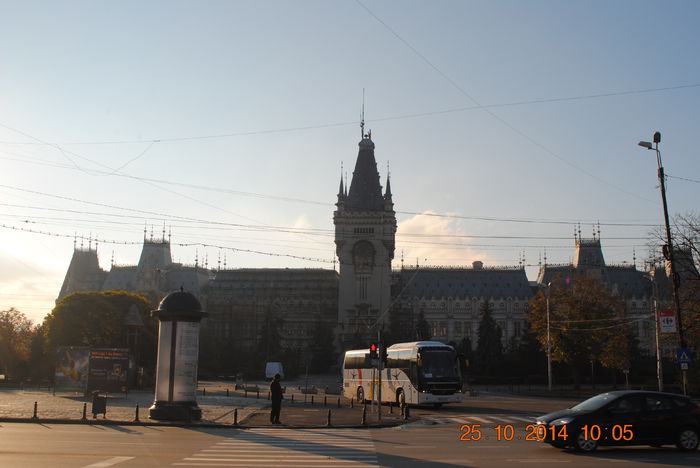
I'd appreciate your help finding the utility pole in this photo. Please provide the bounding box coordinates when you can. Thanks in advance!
[377,335,383,421]
[546,282,552,392]
[639,131,687,394]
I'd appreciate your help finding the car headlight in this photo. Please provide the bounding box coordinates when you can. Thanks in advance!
[550,417,573,426]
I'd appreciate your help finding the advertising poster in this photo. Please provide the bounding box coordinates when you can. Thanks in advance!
[54,347,90,392]
[173,322,200,401]
[154,321,172,402]
[87,348,130,393]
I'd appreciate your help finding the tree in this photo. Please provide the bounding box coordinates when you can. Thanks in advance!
[528,274,628,389]
[0,308,37,379]
[309,315,336,373]
[507,324,547,381]
[668,213,700,348]
[474,300,503,376]
[257,307,283,362]
[454,336,473,378]
[386,306,414,344]
[43,291,157,370]
[415,310,431,341]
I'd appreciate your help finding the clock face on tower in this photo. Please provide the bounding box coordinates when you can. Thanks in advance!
[352,240,375,269]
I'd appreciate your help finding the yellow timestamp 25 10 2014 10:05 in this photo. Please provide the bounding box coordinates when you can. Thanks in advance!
[459,424,635,442]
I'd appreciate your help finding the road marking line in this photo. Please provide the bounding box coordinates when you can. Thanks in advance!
[217,443,373,448]
[183,458,376,463]
[82,456,134,468]
[506,459,571,463]
[202,450,375,454]
[467,416,492,423]
[174,464,375,467]
[505,416,536,422]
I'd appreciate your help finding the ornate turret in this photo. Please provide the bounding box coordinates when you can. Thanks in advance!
[137,237,173,293]
[58,244,107,299]
[384,169,393,211]
[336,164,346,207]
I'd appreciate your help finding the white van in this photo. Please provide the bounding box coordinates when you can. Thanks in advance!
[265,362,284,380]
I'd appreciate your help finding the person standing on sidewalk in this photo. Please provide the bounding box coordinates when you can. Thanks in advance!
[269,373,283,424]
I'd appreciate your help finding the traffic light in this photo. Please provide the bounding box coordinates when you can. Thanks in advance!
[369,343,378,359]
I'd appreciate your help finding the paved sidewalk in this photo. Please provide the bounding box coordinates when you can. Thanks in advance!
[0,386,408,428]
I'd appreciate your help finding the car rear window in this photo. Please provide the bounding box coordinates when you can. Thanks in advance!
[645,395,673,411]
[672,396,692,408]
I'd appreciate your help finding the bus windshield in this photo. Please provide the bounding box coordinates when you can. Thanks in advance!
[420,349,458,379]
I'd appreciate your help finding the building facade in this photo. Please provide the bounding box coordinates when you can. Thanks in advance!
[58,236,208,305]
[536,235,656,351]
[59,134,682,359]
[390,262,533,349]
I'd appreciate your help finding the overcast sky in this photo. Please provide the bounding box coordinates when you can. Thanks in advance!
[1,0,699,324]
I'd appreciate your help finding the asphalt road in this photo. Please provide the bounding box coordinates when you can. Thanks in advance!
[2,392,700,468]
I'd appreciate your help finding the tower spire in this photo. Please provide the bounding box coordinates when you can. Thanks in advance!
[338,162,344,196]
[360,88,365,138]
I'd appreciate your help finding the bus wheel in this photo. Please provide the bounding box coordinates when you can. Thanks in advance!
[357,387,365,403]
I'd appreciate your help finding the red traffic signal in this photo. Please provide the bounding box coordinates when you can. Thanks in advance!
[369,343,378,358]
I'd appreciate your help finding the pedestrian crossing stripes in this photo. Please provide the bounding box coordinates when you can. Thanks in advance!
[422,414,538,426]
[173,428,378,467]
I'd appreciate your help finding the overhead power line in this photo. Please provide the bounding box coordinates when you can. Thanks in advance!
[354,0,656,204]
[0,183,663,229]
[1,84,698,146]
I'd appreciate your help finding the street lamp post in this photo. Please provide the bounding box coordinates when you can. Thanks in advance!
[545,282,552,392]
[650,275,664,392]
[638,131,687,394]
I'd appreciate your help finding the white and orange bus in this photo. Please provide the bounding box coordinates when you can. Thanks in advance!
[342,341,462,407]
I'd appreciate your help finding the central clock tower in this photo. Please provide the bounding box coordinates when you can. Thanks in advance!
[334,133,396,348]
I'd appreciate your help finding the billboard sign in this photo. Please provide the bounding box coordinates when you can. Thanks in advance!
[87,348,130,393]
[55,347,90,392]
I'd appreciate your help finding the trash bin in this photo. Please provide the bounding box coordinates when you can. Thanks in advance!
[92,391,107,419]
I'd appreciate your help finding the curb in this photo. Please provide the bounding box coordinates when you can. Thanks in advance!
[0,416,407,429]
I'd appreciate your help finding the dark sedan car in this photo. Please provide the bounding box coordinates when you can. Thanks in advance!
[535,390,700,452]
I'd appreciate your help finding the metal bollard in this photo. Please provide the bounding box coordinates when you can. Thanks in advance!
[404,404,410,421]
[291,394,294,404]
[324,396,327,407]
[245,389,248,398]
[33,401,38,419]
[203,388,206,396]
[337,398,340,408]
[400,402,405,416]
[351,397,354,408]
[311,395,314,405]
[389,402,393,414]
[134,404,140,422]
[327,409,332,427]
[361,404,367,425]
[82,403,87,421]
[226,388,229,397]
[256,390,259,399]
[268,391,270,401]
[233,408,238,426]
